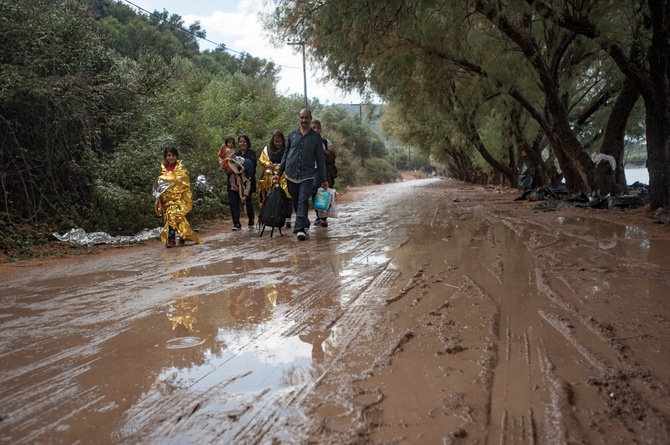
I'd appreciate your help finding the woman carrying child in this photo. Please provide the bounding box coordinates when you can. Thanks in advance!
[153,146,202,248]
[235,135,258,228]
[218,137,252,231]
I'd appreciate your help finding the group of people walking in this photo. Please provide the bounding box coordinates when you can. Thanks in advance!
[153,108,337,247]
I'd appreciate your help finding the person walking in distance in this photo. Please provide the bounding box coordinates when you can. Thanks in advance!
[274,109,328,241]
[310,119,337,227]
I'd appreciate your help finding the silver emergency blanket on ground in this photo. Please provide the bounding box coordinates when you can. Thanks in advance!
[53,227,161,246]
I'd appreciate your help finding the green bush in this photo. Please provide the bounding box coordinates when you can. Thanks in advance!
[365,158,399,184]
[90,180,155,234]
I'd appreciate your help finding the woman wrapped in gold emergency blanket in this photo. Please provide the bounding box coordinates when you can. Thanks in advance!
[153,147,203,247]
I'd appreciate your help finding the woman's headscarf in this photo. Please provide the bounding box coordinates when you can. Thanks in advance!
[268,130,285,164]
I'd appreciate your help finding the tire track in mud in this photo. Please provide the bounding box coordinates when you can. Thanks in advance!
[485,204,670,443]
[533,269,670,443]
[303,189,511,443]
[303,190,503,442]
[354,269,502,443]
[328,185,670,444]
[205,185,445,443]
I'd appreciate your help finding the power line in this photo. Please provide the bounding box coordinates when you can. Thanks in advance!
[120,0,356,103]
[120,0,300,70]
[322,85,351,104]
[231,0,262,17]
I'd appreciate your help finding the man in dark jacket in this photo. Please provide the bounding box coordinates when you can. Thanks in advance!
[274,109,328,240]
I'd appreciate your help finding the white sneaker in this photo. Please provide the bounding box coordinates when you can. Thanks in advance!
[296,231,307,241]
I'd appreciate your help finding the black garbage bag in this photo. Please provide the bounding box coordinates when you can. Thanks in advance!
[530,200,575,212]
[628,181,648,190]
[607,194,649,210]
[574,195,609,209]
[518,168,536,191]
[515,184,567,201]
[566,191,591,203]
[532,185,567,201]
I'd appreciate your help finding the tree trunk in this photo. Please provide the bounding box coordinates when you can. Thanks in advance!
[441,138,476,182]
[645,1,670,209]
[596,76,640,195]
[475,0,596,194]
[543,79,596,194]
[645,97,670,209]
[463,112,517,186]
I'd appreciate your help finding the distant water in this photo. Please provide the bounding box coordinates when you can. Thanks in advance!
[625,167,649,185]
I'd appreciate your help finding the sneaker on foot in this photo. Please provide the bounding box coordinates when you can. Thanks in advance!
[296,231,307,241]
[178,238,186,245]
[166,239,176,248]
[314,217,322,226]
[320,219,328,227]
[232,224,241,231]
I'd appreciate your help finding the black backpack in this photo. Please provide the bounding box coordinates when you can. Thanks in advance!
[258,186,287,237]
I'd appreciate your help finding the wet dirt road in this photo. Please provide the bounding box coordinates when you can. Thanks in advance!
[1,178,669,444]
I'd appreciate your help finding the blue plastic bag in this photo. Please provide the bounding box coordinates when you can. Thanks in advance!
[313,187,331,211]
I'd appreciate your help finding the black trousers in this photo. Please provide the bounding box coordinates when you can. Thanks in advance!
[228,191,254,225]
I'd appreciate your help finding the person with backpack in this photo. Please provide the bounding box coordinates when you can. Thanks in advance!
[258,129,293,228]
[273,109,328,241]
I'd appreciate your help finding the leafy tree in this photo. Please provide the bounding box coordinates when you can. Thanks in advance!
[315,106,387,167]
[196,48,280,80]
[0,0,128,228]
[93,0,280,81]
[264,0,647,198]
[529,0,670,209]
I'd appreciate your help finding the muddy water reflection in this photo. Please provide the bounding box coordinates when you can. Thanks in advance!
[155,288,315,392]
[556,215,668,262]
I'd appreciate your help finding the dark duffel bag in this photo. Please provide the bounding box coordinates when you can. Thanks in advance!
[259,186,287,237]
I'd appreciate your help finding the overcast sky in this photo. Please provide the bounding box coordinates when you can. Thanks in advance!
[121,0,365,105]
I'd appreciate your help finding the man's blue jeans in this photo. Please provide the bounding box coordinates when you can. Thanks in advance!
[287,179,314,234]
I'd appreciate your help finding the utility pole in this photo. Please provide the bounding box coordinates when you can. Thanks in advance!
[288,40,308,109]
[351,102,363,120]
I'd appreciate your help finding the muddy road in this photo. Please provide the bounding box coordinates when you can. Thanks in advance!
[1,178,669,444]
